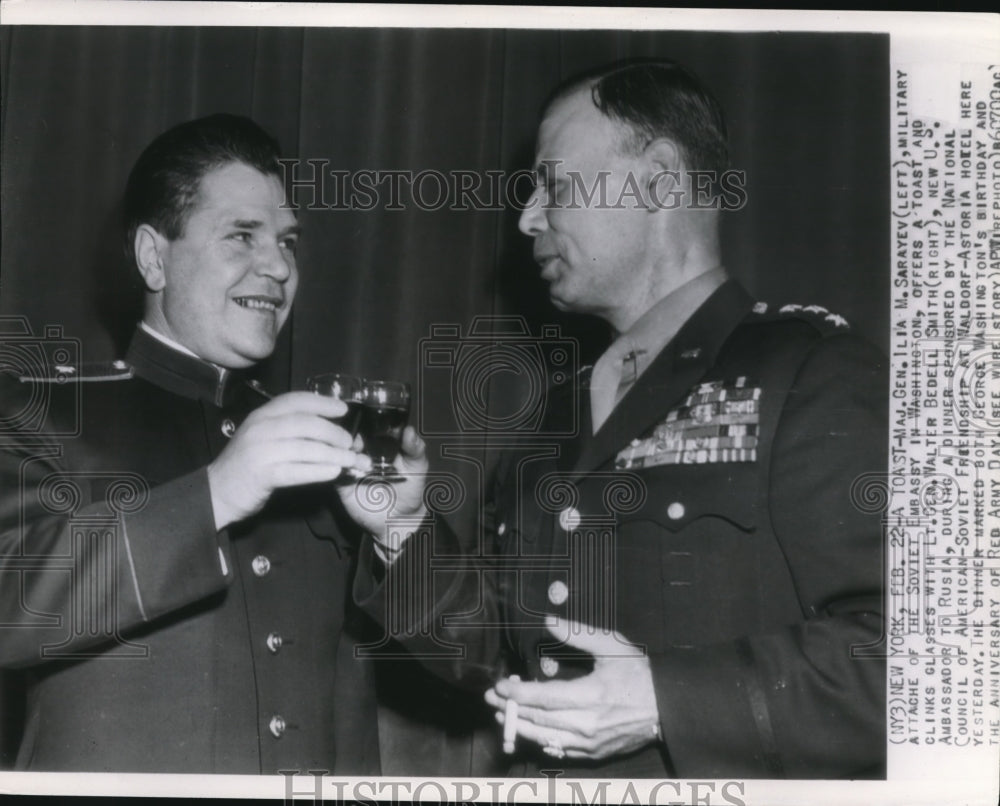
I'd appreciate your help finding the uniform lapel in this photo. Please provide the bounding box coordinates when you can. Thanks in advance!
[553,366,593,473]
[573,280,756,474]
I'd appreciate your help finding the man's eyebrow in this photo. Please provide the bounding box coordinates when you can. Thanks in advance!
[229,220,301,238]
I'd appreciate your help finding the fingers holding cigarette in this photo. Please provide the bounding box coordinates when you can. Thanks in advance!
[503,691,519,754]
[486,674,522,754]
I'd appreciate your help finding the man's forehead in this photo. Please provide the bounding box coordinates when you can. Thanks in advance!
[534,86,619,166]
[193,163,294,222]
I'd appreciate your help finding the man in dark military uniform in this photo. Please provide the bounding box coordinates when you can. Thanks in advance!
[0,115,379,773]
[343,60,887,779]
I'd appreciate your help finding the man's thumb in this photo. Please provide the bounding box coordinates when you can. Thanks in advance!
[544,616,643,659]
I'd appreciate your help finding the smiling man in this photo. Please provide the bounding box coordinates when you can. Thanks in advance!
[0,115,378,773]
[344,60,887,779]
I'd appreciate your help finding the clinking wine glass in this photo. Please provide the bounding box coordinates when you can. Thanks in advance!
[306,373,366,435]
[307,373,366,479]
[358,379,411,481]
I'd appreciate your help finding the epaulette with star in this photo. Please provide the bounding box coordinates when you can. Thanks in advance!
[746,301,851,333]
[15,359,134,384]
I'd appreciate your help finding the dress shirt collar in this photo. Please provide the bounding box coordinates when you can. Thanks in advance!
[139,321,203,361]
[611,266,728,385]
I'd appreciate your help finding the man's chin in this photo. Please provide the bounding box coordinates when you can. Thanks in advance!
[211,340,278,371]
[547,285,575,313]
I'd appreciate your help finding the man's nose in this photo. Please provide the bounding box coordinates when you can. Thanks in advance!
[256,241,293,281]
[518,185,547,237]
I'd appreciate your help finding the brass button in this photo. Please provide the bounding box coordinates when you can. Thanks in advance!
[221,418,236,438]
[268,715,286,738]
[540,656,560,678]
[547,580,569,606]
[558,507,581,532]
[496,521,506,536]
[266,632,283,654]
[667,502,685,520]
[251,555,271,577]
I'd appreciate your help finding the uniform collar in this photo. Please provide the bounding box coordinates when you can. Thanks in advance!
[126,325,244,407]
[610,266,729,384]
[571,279,755,473]
[586,267,729,435]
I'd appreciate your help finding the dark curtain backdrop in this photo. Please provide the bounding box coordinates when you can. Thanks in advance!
[0,26,889,774]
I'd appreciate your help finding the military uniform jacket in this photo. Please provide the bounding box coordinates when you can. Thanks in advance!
[356,280,887,779]
[0,327,379,773]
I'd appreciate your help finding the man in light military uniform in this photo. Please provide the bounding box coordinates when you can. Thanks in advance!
[345,59,887,779]
[0,115,379,772]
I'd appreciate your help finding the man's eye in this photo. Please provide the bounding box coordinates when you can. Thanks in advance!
[230,231,253,245]
[280,238,298,255]
[542,178,563,203]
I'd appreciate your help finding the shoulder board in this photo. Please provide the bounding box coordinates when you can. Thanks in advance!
[18,359,134,383]
[744,301,851,333]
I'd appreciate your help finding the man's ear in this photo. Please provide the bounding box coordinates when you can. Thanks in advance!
[134,224,169,292]
[643,137,682,174]
[642,138,684,212]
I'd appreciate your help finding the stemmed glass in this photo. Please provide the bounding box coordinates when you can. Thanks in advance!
[306,373,365,437]
[358,379,411,481]
[307,373,411,481]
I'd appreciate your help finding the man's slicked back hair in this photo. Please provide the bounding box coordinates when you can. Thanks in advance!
[545,59,729,176]
[122,113,284,260]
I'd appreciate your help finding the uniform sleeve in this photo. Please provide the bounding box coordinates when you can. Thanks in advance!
[352,490,507,693]
[651,334,887,778]
[0,437,232,668]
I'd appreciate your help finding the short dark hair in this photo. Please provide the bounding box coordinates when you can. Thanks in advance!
[122,113,284,259]
[545,59,729,176]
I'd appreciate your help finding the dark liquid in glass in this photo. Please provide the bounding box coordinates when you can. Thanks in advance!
[338,400,364,437]
[359,404,408,467]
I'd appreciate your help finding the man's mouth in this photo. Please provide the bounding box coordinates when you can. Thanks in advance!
[234,295,282,313]
[535,254,560,278]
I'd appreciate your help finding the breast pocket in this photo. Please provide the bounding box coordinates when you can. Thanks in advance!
[614,462,762,650]
[619,461,758,533]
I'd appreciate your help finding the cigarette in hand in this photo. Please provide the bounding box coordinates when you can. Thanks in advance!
[502,675,520,754]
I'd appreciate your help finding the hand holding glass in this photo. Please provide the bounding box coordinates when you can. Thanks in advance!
[306,373,366,479]
[307,374,411,481]
[306,373,365,433]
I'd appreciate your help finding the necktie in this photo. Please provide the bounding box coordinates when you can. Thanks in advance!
[589,337,644,433]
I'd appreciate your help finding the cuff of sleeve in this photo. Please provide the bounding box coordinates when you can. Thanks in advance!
[352,523,433,612]
[119,468,231,621]
[651,643,775,779]
[353,535,384,607]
